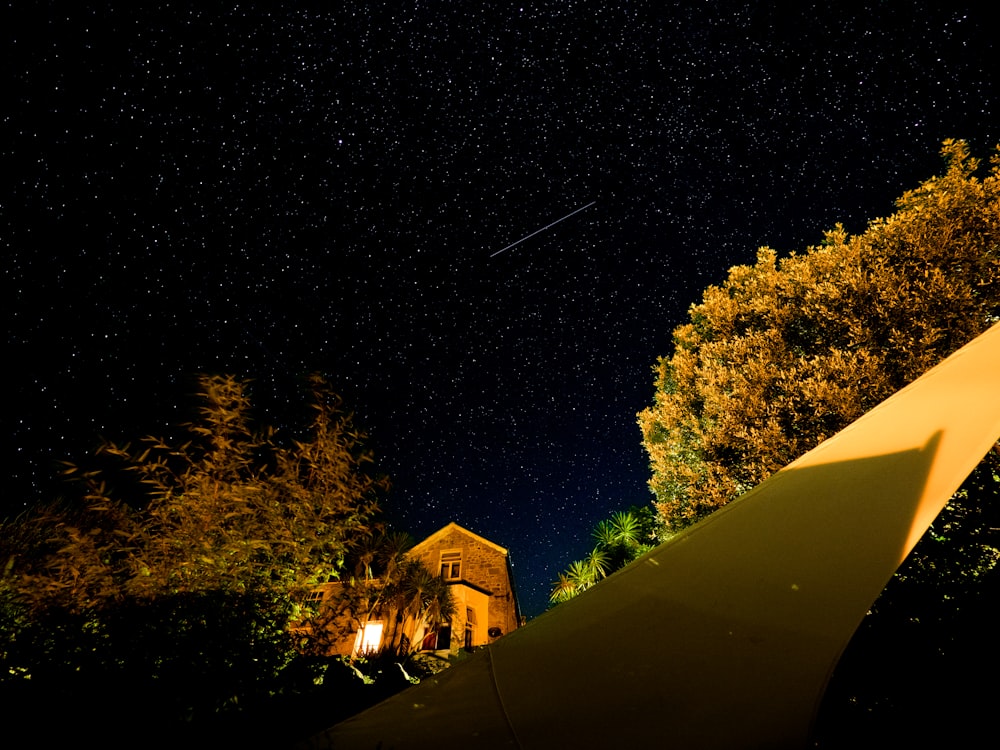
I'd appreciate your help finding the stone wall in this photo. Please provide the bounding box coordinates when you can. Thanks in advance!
[408,527,520,643]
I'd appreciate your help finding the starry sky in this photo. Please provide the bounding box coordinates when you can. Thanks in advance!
[5,2,998,617]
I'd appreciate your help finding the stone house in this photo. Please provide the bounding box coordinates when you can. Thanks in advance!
[295,522,522,657]
[405,522,522,652]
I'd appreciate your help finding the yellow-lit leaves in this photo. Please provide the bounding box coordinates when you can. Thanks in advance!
[7,374,385,617]
[640,140,1000,531]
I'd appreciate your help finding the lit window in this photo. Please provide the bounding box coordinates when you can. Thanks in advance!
[353,622,384,656]
[300,588,325,614]
[464,607,477,648]
[440,550,462,580]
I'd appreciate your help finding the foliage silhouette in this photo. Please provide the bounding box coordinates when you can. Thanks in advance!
[0,374,426,745]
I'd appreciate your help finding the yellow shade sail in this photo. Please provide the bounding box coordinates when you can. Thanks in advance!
[306,322,1000,749]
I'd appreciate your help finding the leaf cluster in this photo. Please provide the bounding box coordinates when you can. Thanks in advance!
[549,506,659,604]
[298,531,455,658]
[10,374,385,614]
[639,140,1000,530]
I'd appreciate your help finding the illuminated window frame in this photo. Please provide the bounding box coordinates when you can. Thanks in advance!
[440,550,462,581]
[353,621,384,656]
[464,606,477,649]
[301,588,325,614]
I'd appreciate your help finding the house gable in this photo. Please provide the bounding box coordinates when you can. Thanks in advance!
[406,522,521,642]
[294,522,522,658]
[408,522,510,558]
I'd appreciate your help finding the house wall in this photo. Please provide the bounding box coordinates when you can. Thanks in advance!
[407,527,520,643]
[289,581,360,657]
[293,524,522,657]
[448,584,490,649]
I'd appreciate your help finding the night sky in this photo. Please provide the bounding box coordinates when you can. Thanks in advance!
[6,2,998,617]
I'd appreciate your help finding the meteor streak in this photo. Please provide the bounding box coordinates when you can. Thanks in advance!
[490,201,596,257]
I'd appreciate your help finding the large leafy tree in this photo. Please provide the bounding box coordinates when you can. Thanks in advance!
[637,141,1000,742]
[639,139,1000,531]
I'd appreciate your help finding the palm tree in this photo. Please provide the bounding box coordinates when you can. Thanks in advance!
[549,505,662,606]
[591,519,618,549]
[548,553,606,605]
[549,572,578,604]
[384,560,454,655]
[584,548,610,581]
[608,510,644,548]
[351,531,413,622]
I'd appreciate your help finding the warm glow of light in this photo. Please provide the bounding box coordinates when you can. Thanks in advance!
[353,622,384,655]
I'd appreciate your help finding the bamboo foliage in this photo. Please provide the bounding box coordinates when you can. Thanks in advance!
[9,374,386,618]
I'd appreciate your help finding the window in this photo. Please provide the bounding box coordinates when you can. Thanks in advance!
[353,621,384,656]
[440,550,462,580]
[425,622,451,651]
[422,622,451,651]
[421,629,439,651]
[300,588,325,614]
[464,607,477,649]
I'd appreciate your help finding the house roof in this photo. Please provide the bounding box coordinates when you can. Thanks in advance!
[305,321,1000,749]
[407,522,510,557]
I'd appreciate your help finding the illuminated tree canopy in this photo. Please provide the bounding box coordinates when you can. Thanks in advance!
[637,141,1000,737]
[7,374,386,614]
[639,140,1000,531]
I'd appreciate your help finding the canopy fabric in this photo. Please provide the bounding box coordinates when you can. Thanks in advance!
[304,322,1000,750]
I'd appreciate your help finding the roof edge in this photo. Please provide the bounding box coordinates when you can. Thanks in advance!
[409,522,510,556]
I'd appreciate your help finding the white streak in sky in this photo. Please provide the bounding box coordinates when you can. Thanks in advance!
[490,201,596,257]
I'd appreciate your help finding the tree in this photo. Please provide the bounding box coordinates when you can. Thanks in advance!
[636,140,1000,742]
[16,373,385,609]
[300,530,455,659]
[1,374,390,737]
[550,506,658,604]
[639,139,1000,532]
